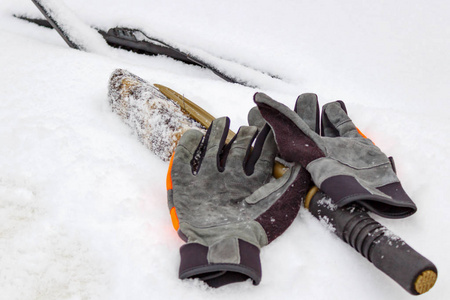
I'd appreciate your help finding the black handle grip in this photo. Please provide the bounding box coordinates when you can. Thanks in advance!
[308,190,437,295]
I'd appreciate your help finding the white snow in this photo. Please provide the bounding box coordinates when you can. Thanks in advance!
[318,215,336,233]
[317,196,338,211]
[1,0,449,299]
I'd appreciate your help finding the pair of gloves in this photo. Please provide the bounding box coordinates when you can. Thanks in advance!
[166,93,416,287]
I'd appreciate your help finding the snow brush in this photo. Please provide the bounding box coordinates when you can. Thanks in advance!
[108,69,208,161]
[108,69,437,294]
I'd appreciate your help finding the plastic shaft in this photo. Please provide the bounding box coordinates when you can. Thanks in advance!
[308,190,437,295]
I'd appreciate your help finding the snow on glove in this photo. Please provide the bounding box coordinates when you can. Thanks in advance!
[166,116,310,287]
[254,93,417,218]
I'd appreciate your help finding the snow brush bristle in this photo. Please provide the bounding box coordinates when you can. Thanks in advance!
[108,69,205,161]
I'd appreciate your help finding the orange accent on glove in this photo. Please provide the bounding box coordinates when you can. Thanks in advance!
[170,207,180,231]
[167,152,174,191]
[167,153,179,230]
[356,127,368,139]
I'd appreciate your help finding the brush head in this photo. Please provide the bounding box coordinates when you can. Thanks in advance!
[108,69,204,161]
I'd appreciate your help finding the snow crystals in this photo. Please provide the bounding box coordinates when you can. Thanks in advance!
[108,69,204,161]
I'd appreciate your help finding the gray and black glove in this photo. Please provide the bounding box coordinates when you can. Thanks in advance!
[166,116,310,287]
[289,94,436,295]
[254,93,416,218]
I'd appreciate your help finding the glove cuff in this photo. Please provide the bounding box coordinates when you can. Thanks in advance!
[320,175,417,218]
[179,239,261,287]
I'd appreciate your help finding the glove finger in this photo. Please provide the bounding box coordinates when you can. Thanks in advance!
[225,126,258,171]
[254,92,325,167]
[174,129,204,164]
[321,101,361,138]
[245,124,277,177]
[204,117,230,154]
[245,165,311,243]
[172,129,205,175]
[168,129,203,226]
[201,117,230,172]
[246,107,277,177]
[294,93,320,134]
[247,106,266,130]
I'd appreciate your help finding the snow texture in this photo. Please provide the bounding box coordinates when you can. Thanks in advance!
[1,0,449,299]
[318,215,336,233]
[34,0,110,54]
[316,196,338,212]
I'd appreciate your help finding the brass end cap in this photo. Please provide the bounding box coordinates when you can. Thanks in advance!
[415,269,437,294]
[304,186,319,210]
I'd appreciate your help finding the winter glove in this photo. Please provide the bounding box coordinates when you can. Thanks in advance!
[166,116,310,287]
[254,93,416,218]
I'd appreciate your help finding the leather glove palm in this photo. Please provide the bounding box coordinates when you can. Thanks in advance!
[167,116,310,287]
[254,93,416,218]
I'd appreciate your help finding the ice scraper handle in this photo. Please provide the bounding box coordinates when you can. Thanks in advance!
[304,187,437,295]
